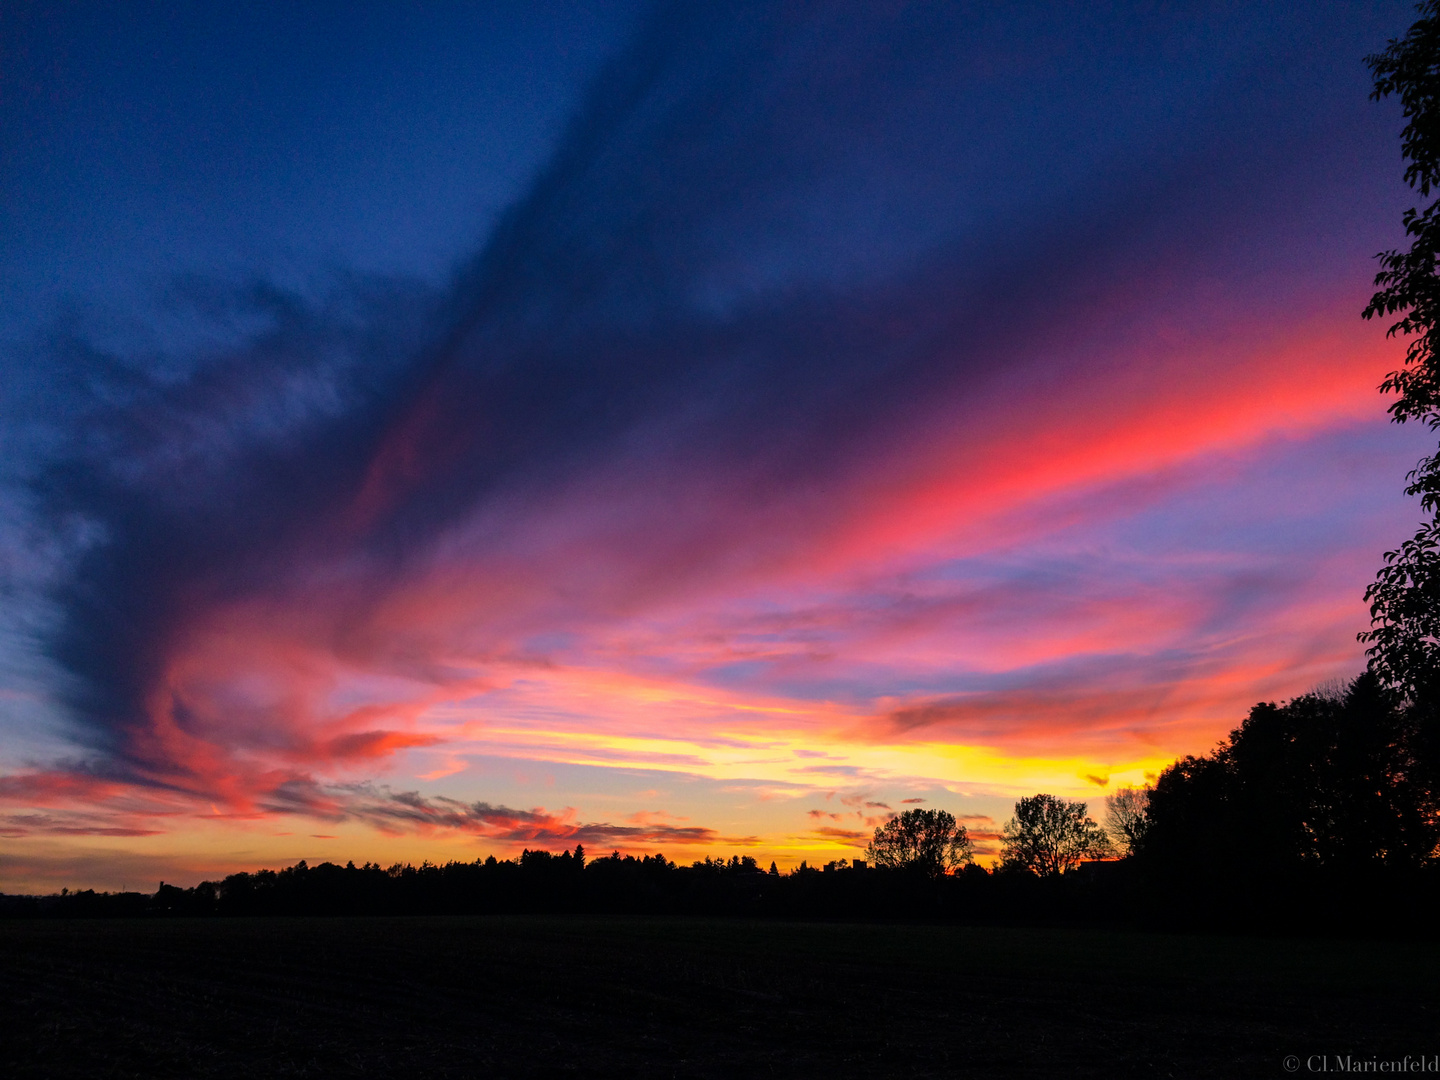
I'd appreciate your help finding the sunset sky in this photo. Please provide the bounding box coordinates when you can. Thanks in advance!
[0,1,1428,891]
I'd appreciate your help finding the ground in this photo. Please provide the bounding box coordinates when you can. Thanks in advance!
[0,916,1433,1078]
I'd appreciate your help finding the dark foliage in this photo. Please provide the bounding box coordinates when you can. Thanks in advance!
[1362,1,1440,700]
[864,808,972,877]
[1143,673,1439,873]
[0,852,1050,924]
[1104,786,1150,857]
[1136,672,1440,929]
[0,846,1164,933]
[999,795,1112,877]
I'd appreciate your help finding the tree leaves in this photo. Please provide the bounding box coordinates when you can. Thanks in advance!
[999,794,1112,877]
[864,808,973,879]
[1362,2,1440,696]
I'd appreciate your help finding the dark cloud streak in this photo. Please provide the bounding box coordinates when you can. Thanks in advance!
[265,782,748,847]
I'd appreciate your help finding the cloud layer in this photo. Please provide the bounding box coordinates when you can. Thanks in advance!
[0,2,1423,881]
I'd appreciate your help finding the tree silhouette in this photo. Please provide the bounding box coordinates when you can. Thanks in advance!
[1104,786,1151,858]
[1000,794,1112,877]
[864,808,973,878]
[1361,1,1440,700]
[1143,674,1439,875]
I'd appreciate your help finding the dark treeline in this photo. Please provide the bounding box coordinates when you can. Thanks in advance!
[1134,671,1440,932]
[0,852,1071,925]
[5,671,1439,936]
[2,845,1434,935]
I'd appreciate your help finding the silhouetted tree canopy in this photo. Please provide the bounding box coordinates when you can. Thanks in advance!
[864,808,973,878]
[1362,1,1440,700]
[1000,794,1112,877]
[1143,673,1440,875]
[1104,786,1151,858]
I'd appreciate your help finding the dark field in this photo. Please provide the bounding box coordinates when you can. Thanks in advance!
[1,916,1434,1079]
